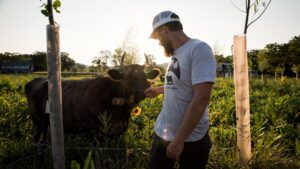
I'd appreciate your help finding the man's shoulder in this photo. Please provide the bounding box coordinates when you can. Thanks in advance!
[191,39,210,48]
[189,39,212,54]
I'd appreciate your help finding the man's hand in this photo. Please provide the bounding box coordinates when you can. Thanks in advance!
[144,86,164,98]
[166,140,184,161]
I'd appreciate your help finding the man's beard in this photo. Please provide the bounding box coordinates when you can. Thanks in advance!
[160,38,174,57]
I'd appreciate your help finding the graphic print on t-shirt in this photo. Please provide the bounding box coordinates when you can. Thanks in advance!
[165,57,180,87]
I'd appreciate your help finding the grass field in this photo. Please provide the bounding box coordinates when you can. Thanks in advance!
[0,74,299,169]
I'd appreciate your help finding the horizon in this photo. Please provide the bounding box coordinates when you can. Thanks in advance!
[0,0,299,66]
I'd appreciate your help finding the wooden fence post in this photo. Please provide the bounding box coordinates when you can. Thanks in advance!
[47,24,65,169]
[233,34,252,165]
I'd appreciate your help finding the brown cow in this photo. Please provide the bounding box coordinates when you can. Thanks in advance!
[25,63,159,143]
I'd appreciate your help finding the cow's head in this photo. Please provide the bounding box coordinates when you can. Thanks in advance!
[107,53,160,104]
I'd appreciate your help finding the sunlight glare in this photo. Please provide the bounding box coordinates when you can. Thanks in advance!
[137,36,170,65]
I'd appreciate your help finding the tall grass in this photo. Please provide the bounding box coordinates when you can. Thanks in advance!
[0,75,299,168]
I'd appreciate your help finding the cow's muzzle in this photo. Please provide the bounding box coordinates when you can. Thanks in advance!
[133,90,146,103]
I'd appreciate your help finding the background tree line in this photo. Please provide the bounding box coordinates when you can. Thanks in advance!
[215,35,300,78]
[1,35,299,77]
[0,51,83,72]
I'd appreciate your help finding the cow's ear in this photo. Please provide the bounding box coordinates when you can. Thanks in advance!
[147,68,160,80]
[108,69,124,80]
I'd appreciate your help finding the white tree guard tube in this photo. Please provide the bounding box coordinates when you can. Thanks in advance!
[47,25,65,169]
[233,34,252,165]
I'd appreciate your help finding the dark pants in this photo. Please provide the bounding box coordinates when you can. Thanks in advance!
[150,133,211,169]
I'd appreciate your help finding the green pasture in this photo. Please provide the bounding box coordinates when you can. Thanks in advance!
[0,74,299,169]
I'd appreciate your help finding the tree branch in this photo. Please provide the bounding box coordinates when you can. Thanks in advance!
[244,0,251,34]
[231,0,246,13]
[247,0,272,29]
[250,0,257,8]
[47,0,55,25]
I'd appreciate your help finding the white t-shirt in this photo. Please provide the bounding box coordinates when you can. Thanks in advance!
[154,38,216,142]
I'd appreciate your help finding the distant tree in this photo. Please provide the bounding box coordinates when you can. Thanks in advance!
[288,35,300,65]
[61,52,75,71]
[215,54,225,64]
[74,63,88,72]
[121,26,140,64]
[264,43,290,75]
[258,59,269,80]
[1,51,75,72]
[31,51,75,72]
[0,52,25,62]
[274,65,285,79]
[31,51,47,71]
[258,49,270,80]
[223,55,233,64]
[88,66,97,73]
[291,64,300,80]
[92,50,111,73]
[111,48,125,67]
[248,49,259,71]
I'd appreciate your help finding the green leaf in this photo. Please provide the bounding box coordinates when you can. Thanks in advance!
[41,9,49,17]
[296,139,300,156]
[254,4,258,13]
[53,0,61,8]
[40,3,46,8]
[53,0,61,13]
[83,150,92,169]
[54,8,61,13]
[90,160,95,169]
[70,160,81,169]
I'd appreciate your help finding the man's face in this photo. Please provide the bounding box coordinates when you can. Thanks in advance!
[156,27,174,57]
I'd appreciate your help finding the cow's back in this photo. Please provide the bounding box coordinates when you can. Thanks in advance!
[61,77,121,132]
[25,77,47,96]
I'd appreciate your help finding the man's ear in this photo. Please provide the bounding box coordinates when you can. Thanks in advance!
[147,68,160,80]
[107,69,124,80]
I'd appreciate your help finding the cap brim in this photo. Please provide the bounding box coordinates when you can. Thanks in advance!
[149,30,158,39]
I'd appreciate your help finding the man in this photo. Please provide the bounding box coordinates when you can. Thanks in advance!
[145,11,216,169]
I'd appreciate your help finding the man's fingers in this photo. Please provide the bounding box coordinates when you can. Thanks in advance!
[145,88,157,98]
[166,150,173,160]
[144,88,152,97]
[144,88,150,94]
[166,151,179,161]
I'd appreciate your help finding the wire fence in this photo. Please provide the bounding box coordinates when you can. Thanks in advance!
[1,141,297,169]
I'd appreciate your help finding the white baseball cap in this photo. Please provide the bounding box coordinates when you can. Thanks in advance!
[149,11,181,39]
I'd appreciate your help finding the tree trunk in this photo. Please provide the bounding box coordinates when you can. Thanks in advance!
[233,34,252,165]
[47,0,55,25]
[243,0,251,34]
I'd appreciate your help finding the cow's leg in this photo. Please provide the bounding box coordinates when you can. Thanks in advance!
[32,101,47,143]
[41,114,49,142]
[27,100,42,143]
[32,120,42,143]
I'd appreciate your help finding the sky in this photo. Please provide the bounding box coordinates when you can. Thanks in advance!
[0,0,299,66]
